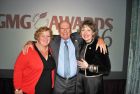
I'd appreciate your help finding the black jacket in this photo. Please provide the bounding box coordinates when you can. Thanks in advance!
[79,37,111,76]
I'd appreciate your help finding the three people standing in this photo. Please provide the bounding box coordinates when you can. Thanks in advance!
[14,20,110,94]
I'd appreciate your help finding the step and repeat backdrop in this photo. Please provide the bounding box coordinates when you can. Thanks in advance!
[0,0,128,79]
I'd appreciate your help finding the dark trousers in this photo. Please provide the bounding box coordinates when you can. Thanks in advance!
[76,73,104,94]
[54,74,77,94]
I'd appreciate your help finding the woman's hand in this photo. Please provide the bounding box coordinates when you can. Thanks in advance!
[22,41,33,55]
[77,59,88,69]
[15,89,23,94]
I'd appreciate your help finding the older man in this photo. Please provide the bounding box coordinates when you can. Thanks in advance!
[23,21,106,94]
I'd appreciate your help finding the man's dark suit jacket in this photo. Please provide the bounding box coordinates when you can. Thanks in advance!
[50,32,82,69]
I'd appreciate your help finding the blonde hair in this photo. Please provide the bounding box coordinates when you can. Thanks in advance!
[34,26,53,40]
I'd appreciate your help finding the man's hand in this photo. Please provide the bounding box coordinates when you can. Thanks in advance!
[96,37,107,54]
[22,41,33,55]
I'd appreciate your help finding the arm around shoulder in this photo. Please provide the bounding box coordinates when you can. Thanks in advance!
[22,40,35,55]
[96,37,107,54]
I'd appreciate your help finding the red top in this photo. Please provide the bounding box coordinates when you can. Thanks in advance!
[13,48,55,94]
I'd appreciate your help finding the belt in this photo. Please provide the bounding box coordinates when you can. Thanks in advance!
[56,74,77,80]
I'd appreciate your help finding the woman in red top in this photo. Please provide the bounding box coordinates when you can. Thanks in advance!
[13,26,56,94]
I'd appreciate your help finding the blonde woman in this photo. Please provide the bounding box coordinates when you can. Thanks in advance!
[13,26,55,94]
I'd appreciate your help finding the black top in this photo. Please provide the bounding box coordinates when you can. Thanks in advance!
[79,37,111,76]
[34,44,55,94]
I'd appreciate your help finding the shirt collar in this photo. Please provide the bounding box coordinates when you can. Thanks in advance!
[61,38,71,43]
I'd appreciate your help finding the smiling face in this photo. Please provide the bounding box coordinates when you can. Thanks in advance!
[80,25,95,43]
[59,21,71,40]
[34,27,52,47]
[37,30,51,47]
